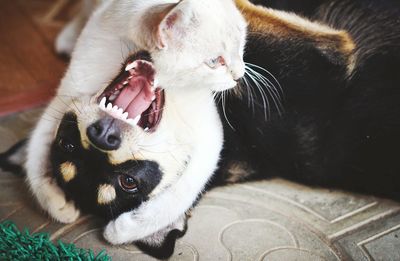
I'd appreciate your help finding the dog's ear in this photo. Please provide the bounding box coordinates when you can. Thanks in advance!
[135,215,188,259]
[0,139,27,175]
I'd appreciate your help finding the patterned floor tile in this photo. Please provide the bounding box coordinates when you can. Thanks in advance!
[1,111,400,260]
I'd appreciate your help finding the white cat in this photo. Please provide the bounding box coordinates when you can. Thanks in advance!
[25,0,246,248]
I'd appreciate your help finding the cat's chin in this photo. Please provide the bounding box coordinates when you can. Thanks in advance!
[97,51,165,132]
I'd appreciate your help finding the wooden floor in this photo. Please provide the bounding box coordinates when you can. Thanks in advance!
[0,0,80,116]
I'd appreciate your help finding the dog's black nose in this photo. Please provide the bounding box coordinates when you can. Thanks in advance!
[87,118,121,150]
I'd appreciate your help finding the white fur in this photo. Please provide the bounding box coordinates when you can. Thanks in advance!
[26,0,246,243]
[137,214,187,246]
[103,88,223,243]
[56,0,247,93]
[55,0,96,55]
[25,98,80,223]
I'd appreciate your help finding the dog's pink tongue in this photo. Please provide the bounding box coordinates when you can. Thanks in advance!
[114,77,154,119]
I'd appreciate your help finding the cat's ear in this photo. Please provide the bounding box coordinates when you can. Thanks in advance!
[155,0,195,50]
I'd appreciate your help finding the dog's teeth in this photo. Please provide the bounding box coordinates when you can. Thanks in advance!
[128,76,133,80]
[123,81,128,85]
[106,103,112,110]
[112,105,119,112]
[153,78,159,88]
[125,62,136,71]
[126,115,141,126]
[122,112,128,119]
[117,108,124,115]
[151,95,156,101]
[109,93,117,101]
[99,97,106,109]
[133,115,141,125]
[144,127,149,131]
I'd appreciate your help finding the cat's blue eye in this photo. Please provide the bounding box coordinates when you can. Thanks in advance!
[205,56,225,69]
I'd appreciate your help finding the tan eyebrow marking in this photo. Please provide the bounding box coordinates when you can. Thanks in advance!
[97,184,117,205]
[60,162,77,182]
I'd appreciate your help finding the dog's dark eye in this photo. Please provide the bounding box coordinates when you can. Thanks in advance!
[58,138,75,153]
[118,175,138,193]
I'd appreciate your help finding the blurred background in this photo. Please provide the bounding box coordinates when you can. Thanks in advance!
[0,0,80,116]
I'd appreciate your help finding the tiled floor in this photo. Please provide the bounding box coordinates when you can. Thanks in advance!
[1,110,400,260]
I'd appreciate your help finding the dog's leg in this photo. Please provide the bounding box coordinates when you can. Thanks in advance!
[55,0,96,56]
[25,99,80,223]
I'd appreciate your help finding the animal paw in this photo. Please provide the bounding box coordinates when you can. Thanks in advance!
[47,195,80,224]
[103,218,133,245]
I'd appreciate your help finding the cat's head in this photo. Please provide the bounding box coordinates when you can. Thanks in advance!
[145,0,247,91]
[67,0,247,96]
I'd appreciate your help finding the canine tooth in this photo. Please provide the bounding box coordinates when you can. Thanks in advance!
[133,115,141,125]
[151,95,156,101]
[109,93,117,101]
[123,80,128,85]
[153,78,159,88]
[144,127,149,131]
[99,97,106,109]
[125,62,136,71]
[126,115,141,126]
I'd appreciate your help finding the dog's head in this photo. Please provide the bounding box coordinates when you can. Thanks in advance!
[51,112,163,220]
[50,50,198,220]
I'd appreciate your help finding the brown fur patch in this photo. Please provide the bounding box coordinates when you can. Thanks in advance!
[225,161,254,183]
[97,184,116,205]
[235,0,355,71]
[60,161,77,182]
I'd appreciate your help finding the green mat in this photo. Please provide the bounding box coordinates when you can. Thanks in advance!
[0,221,111,261]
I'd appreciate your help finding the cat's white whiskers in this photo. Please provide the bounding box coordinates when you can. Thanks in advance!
[240,75,256,114]
[245,69,270,120]
[248,66,283,107]
[255,71,284,116]
[248,66,282,101]
[221,90,235,130]
[245,62,284,98]
[246,66,284,116]
[244,64,285,117]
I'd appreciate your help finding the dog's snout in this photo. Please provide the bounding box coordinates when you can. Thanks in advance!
[87,118,121,150]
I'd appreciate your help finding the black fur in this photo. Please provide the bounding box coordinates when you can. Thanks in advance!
[0,139,27,175]
[51,113,163,220]
[50,113,186,258]
[135,221,188,260]
[214,0,400,199]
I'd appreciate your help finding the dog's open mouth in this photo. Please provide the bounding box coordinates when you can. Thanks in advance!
[98,51,164,132]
